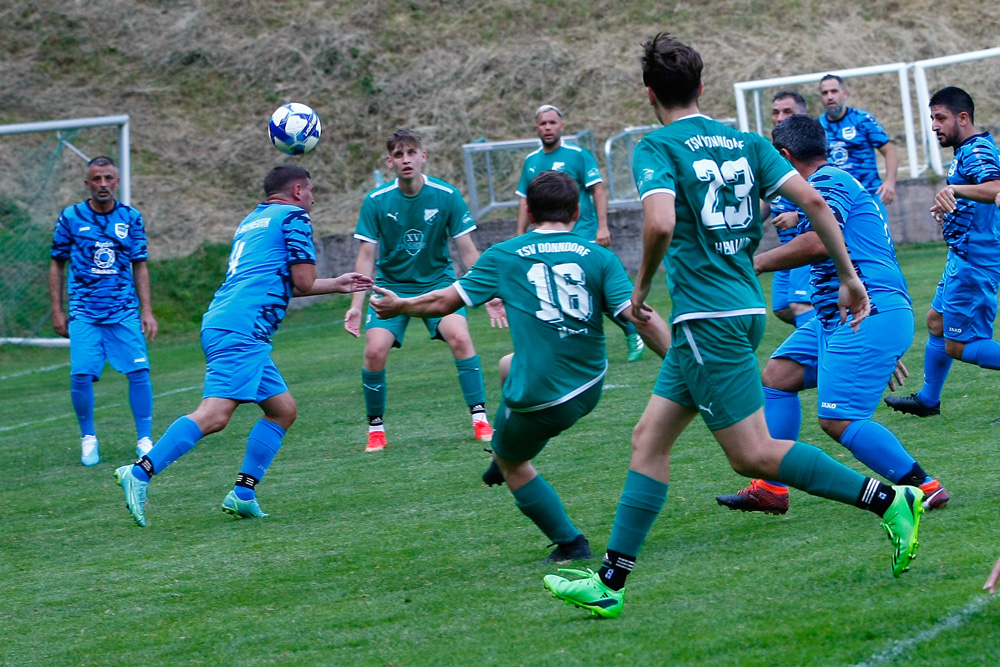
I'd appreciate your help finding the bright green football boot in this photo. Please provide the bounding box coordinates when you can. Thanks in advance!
[880,485,924,577]
[543,568,624,618]
[114,465,148,527]
[222,490,269,519]
[626,333,645,363]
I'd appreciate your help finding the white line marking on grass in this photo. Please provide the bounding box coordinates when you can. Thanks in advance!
[0,385,199,433]
[852,594,996,666]
[0,363,70,382]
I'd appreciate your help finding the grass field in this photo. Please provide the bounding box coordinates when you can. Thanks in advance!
[2,243,999,666]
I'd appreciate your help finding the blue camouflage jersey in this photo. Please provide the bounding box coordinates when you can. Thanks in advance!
[201,203,316,342]
[940,132,1000,270]
[796,164,910,323]
[50,200,148,324]
[819,107,891,196]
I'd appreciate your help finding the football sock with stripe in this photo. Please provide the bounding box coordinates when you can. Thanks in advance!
[133,415,204,482]
[362,369,386,429]
[455,355,487,408]
[126,369,154,441]
[917,334,951,405]
[599,470,668,590]
[776,441,865,505]
[235,419,285,500]
[511,474,580,545]
[855,478,896,517]
[839,419,917,484]
[70,374,96,437]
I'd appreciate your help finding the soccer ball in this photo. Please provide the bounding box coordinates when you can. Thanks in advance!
[268,103,322,155]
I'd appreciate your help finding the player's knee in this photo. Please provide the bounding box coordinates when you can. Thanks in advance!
[363,347,389,370]
[448,335,474,358]
[126,369,150,383]
[926,310,943,336]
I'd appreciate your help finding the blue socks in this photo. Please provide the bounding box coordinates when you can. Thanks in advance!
[511,475,580,544]
[127,369,154,440]
[917,335,952,406]
[455,355,487,407]
[607,470,669,558]
[839,419,916,484]
[70,374,95,437]
[134,415,204,482]
[961,338,1000,370]
[762,386,802,489]
[235,419,286,499]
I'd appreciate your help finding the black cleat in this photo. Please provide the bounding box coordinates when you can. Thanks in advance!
[481,451,504,487]
[544,534,591,563]
[884,393,941,417]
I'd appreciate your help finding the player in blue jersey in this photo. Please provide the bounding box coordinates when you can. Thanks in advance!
[345,129,506,452]
[543,34,924,619]
[766,91,815,328]
[515,105,646,363]
[369,170,669,562]
[717,114,949,515]
[113,165,372,526]
[819,75,898,221]
[49,156,158,467]
[884,87,1000,419]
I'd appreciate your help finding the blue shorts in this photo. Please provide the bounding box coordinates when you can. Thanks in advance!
[201,328,288,403]
[771,266,813,312]
[931,253,1000,343]
[365,305,467,348]
[69,317,149,379]
[771,307,913,421]
[491,381,603,462]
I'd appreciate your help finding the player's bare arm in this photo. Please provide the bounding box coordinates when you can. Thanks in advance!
[291,264,373,297]
[777,174,870,329]
[753,230,827,274]
[876,142,898,205]
[631,192,675,322]
[591,182,611,247]
[771,210,800,231]
[515,197,531,236]
[622,304,671,358]
[454,233,507,328]
[345,241,377,337]
[369,285,464,320]
[932,179,1000,215]
[47,258,69,338]
[133,261,158,342]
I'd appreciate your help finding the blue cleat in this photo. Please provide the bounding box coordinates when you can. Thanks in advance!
[114,465,148,527]
[222,490,269,519]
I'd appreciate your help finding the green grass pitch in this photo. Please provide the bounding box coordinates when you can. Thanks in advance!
[2,243,999,665]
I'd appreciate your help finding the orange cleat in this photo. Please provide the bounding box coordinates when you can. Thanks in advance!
[473,420,493,442]
[365,430,386,452]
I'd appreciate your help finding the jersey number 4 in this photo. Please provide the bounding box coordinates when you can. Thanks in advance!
[694,157,754,231]
[526,262,593,323]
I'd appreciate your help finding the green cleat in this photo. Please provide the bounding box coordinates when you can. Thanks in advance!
[543,568,624,618]
[626,333,645,363]
[222,490,269,519]
[114,465,148,527]
[880,485,924,577]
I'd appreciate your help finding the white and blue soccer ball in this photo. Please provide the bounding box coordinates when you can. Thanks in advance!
[268,103,322,155]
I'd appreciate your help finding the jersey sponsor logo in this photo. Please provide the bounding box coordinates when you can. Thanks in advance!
[114,222,129,239]
[424,208,439,223]
[79,226,91,232]
[236,218,270,235]
[93,243,117,270]
[841,126,857,140]
[821,401,838,409]
[714,236,751,256]
[638,168,655,189]
[399,228,427,256]
[556,324,587,338]
[683,135,745,152]
[829,141,849,166]
[948,326,963,334]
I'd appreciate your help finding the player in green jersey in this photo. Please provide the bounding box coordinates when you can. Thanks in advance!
[369,170,670,561]
[542,33,925,619]
[346,129,506,452]
[515,104,645,362]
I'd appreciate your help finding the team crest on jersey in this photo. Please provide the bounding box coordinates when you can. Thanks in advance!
[552,162,565,171]
[399,229,427,256]
[947,161,957,178]
[424,208,439,223]
[114,222,129,239]
[841,126,856,140]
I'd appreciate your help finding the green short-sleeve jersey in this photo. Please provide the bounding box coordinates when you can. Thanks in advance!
[632,115,797,323]
[355,175,477,296]
[455,229,633,411]
[516,142,603,241]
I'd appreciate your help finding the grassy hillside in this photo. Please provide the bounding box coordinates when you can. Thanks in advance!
[1,0,998,257]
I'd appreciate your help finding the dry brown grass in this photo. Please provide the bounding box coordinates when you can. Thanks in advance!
[2,0,998,256]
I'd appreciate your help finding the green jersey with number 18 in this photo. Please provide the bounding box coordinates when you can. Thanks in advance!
[632,114,796,324]
[455,229,634,411]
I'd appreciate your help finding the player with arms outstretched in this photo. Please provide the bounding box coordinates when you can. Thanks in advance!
[542,33,925,619]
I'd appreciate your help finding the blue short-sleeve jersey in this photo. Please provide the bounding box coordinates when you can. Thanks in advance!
[796,165,910,323]
[201,202,316,341]
[50,200,148,324]
[941,132,1000,270]
[769,194,802,246]
[819,107,891,196]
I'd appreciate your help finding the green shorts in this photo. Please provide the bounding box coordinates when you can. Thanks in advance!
[491,380,604,462]
[653,315,766,430]
[365,305,467,348]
